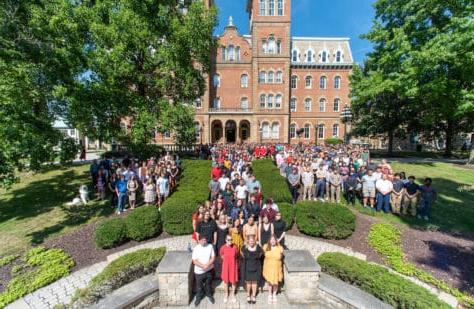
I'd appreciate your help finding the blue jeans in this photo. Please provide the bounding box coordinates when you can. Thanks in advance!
[315,179,325,198]
[117,192,127,212]
[376,193,391,213]
[419,199,432,218]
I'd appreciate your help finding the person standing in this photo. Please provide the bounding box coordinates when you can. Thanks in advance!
[273,212,286,248]
[242,236,263,304]
[403,176,419,216]
[258,215,274,247]
[235,179,249,203]
[345,168,360,206]
[418,178,437,221]
[361,169,377,209]
[375,174,393,213]
[156,172,169,208]
[108,173,118,209]
[287,168,300,204]
[196,211,217,245]
[220,235,239,304]
[314,167,326,202]
[115,174,127,214]
[208,177,221,201]
[215,214,229,256]
[328,169,342,203]
[301,167,314,201]
[127,175,138,210]
[144,178,156,206]
[391,173,405,214]
[262,235,284,304]
[192,235,216,307]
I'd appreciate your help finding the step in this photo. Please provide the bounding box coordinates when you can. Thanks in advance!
[212,279,285,292]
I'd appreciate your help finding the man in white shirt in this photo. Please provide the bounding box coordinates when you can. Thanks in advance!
[218,174,230,191]
[301,167,314,201]
[376,174,393,213]
[235,179,248,201]
[192,235,216,306]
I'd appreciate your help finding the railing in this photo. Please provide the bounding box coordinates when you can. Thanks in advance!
[208,107,253,113]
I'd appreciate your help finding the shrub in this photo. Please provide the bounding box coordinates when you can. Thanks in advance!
[0,254,18,267]
[74,248,166,305]
[295,201,355,239]
[126,206,162,241]
[318,252,451,309]
[252,159,292,203]
[325,137,343,145]
[0,247,74,307]
[94,218,128,249]
[127,143,164,161]
[59,137,80,164]
[278,203,294,231]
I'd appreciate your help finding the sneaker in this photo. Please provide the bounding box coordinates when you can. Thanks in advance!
[194,298,202,307]
[208,296,215,304]
[423,216,429,221]
[223,297,228,304]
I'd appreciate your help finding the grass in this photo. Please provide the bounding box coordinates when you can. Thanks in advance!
[0,164,113,256]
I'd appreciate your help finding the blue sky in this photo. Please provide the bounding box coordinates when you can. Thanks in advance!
[213,0,375,64]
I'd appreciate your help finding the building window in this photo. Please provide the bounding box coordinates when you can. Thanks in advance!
[305,76,312,88]
[292,50,298,62]
[259,0,266,15]
[318,124,324,139]
[276,40,282,54]
[221,46,226,62]
[275,94,282,108]
[262,122,270,139]
[236,46,241,61]
[268,71,274,83]
[213,74,220,88]
[241,74,248,88]
[194,98,202,108]
[291,75,297,89]
[271,122,279,139]
[306,50,313,62]
[335,50,342,62]
[195,122,201,141]
[267,37,276,54]
[267,94,274,108]
[228,45,235,61]
[277,0,283,15]
[241,97,248,109]
[164,131,171,138]
[276,71,283,83]
[259,71,266,83]
[321,50,328,63]
[304,124,310,139]
[289,124,296,139]
[290,98,297,112]
[319,76,327,89]
[333,98,340,112]
[268,0,275,15]
[319,98,326,112]
[332,124,339,137]
[334,76,341,89]
[260,94,266,108]
[304,98,312,111]
[213,98,221,109]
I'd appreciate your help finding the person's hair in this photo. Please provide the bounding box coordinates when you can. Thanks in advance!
[408,175,415,180]
[265,234,279,251]
[425,177,432,183]
[198,234,206,241]
[394,173,400,177]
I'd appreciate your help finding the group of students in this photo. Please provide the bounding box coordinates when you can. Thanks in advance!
[191,146,287,306]
[89,153,181,214]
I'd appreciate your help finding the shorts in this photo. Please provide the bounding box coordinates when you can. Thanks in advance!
[363,187,376,198]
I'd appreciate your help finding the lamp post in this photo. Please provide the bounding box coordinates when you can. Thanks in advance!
[340,105,353,144]
[199,124,203,145]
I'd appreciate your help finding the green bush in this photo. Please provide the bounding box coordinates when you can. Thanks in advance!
[126,206,162,241]
[0,247,74,307]
[59,137,80,164]
[318,252,451,309]
[127,143,164,161]
[278,203,294,231]
[0,254,18,267]
[161,160,210,235]
[325,137,344,145]
[74,248,166,305]
[252,159,292,203]
[94,218,128,249]
[295,201,355,239]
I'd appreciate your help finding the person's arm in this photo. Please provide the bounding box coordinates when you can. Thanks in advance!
[271,223,274,236]
[192,258,206,269]
[213,231,217,245]
[258,224,262,246]
[278,230,286,243]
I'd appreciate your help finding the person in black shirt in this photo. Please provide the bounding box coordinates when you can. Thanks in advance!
[403,176,419,216]
[196,211,217,246]
[345,168,360,206]
[246,194,261,220]
[273,212,286,248]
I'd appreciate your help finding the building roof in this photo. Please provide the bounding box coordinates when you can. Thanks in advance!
[291,37,353,64]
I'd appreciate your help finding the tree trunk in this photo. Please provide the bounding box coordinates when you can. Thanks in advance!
[387,130,394,157]
[444,121,454,157]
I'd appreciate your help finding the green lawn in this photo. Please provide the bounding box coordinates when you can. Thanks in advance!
[0,165,112,256]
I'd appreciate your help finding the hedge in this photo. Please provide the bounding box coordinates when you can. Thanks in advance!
[278,203,295,231]
[74,248,166,305]
[94,218,128,249]
[252,159,292,203]
[161,160,211,235]
[325,137,343,145]
[318,252,451,309]
[295,201,355,239]
[126,206,162,241]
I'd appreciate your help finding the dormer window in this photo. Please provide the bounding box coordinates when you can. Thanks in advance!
[306,50,314,62]
[335,50,342,63]
[292,50,298,62]
[228,45,235,61]
[221,46,226,62]
[321,51,328,63]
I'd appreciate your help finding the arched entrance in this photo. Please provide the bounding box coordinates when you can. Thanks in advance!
[239,120,251,142]
[225,120,237,143]
[211,120,223,143]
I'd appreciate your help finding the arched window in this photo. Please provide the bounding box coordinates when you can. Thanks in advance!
[333,98,340,112]
[334,76,341,89]
[260,94,266,108]
[290,97,297,112]
[335,50,342,62]
[241,74,248,88]
[228,45,235,61]
[213,97,221,109]
[221,46,226,62]
[306,50,313,62]
[262,122,270,139]
[318,124,325,139]
[276,71,283,83]
[305,76,312,88]
[275,94,282,108]
[277,0,283,15]
[268,0,275,15]
[289,124,296,139]
[321,50,328,63]
[236,46,241,61]
[276,40,282,54]
[319,76,327,89]
[213,74,220,88]
[319,98,326,112]
[267,37,276,54]
[304,98,312,111]
[271,122,280,139]
[268,71,274,83]
[332,124,339,137]
[259,71,266,83]
[292,50,298,62]
[291,75,297,89]
[262,39,268,53]
[241,97,249,109]
[304,124,310,139]
[267,94,274,108]
[259,0,266,15]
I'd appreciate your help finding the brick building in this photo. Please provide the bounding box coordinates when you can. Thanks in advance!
[158,0,353,145]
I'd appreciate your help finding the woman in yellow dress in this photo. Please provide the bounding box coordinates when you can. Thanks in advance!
[262,234,284,304]
[229,218,244,253]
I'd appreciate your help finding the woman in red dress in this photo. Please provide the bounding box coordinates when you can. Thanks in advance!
[192,205,205,244]
[220,235,239,303]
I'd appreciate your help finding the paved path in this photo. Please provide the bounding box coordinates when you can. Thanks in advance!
[7,235,364,309]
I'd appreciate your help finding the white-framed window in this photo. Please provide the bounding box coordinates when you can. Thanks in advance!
[241,74,248,88]
[213,97,221,109]
[271,122,279,139]
[268,71,274,83]
[277,0,283,15]
[319,98,326,112]
[276,71,283,83]
[213,74,220,88]
[289,124,296,139]
[221,46,226,62]
[334,76,341,89]
[332,124,339,137]
[292,50,298,62]
[304,98,312,111]
[262,122,270,139]
[194,98,202,108]
[291,75,297,89]
[267,37,276,54]
[228,45,235,61]
[304,124,310,139]
[333,98,340,112]
[319,76,327,89]
[290,97,297,112]
[241,97,249,109]
[260,94,266,108]
[305,76,312,88]
[276,40,282,54]
[321,50,328,63]
[335,50,342,63]
[259,0,266,15]
[267,94,274,108]
[318,124,325,139]
[236,46,241,61]
[269,0,275,15]
[262,40,267,53]
[259,71,266,83]
[275,94,282,108]
[306,50,313,62]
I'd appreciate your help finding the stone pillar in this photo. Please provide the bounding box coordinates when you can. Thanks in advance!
[156,251,193,306]
[284,250,321,304]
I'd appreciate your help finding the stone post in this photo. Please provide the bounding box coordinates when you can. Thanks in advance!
[156,251,193,306]
[283,250,321,304]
